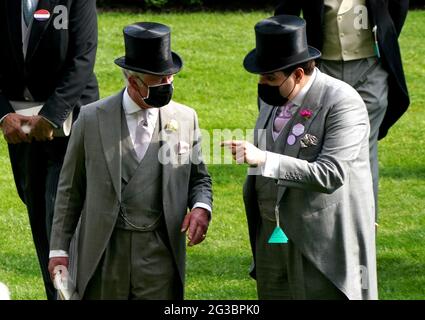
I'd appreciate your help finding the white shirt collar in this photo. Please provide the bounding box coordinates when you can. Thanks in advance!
[123,88,143,115]
[123,88,158,125]
[291,67,317,106]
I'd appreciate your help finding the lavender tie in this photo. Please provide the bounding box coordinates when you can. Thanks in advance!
[272,102,296,140]
[134,117,151,161]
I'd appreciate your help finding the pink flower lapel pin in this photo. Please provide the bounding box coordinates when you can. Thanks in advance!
[300,108,313,120]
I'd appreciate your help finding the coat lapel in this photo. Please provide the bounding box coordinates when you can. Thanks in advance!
[283,74,326,158]
[365,0,380,26]
[276,69,327,203]
[5,0,24,67]
[26,0,59,63]
[97,92,123,201]
[254,99,275,146]
[159,102,179,195]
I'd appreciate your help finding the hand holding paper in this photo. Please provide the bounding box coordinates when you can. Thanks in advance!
[0,113,31,144]
[53,266,72,300]
[28,116,54,142]
[48,256,69,281]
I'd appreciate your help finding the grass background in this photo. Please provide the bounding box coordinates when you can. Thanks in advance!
[0,10,424,300]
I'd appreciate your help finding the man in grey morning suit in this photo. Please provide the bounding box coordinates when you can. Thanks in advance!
[223,15,377,299]
[48,22,213,300]
[275,0,410,222]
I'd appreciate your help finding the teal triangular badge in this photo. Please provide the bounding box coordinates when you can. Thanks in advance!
[268,226,288,244]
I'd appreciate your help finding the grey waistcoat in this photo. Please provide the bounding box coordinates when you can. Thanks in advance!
[255,109,288,222]
[116,110,163,231]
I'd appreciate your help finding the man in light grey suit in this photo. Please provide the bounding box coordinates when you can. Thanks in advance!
[47,22,213,300]
[223,15,377,299]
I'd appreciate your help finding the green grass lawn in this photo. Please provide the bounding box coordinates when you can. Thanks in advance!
[1,10,424,300]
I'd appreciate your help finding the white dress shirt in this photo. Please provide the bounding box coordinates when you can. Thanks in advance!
[123,88,159,152]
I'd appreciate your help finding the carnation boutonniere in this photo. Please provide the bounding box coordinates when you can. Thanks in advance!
[300,108,313,120]
[165,119,179,132]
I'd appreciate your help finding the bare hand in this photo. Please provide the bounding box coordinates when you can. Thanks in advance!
[48,257,69,282]
[181,208,210,246]
[0,113,31,144]
[221,140,266,166]
[28,116,54,142]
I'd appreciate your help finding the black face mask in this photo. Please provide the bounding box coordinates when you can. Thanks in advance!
[140,80,174,108]
[258,73,295,106]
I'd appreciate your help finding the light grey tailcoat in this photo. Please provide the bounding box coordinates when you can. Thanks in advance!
[50,91,212,299]
[243,69,378,299]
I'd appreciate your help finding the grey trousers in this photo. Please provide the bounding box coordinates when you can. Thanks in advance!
[83,227,178,300]
[319,58,389,222]
[255,218,347,300]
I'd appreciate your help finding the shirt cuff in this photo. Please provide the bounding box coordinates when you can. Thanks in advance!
[0,113,10,125]
[40,116,59,129]
[0,114,58,129]
[1,113,57,128]
[262,151,281,179]
[49,250,69,258]
[192,202,212,215]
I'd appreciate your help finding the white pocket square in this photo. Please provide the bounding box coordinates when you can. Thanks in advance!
[178,141,190,155]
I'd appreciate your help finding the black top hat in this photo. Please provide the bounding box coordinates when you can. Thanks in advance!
[243,15,321,74]
[115,22,183,76]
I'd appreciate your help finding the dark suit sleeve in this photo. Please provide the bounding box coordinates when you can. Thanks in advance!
[0,61,14,120]
[187,110,213,212]
[387,0,409,36]
[274,0,303,16]
[274,0,324,50]
[39,0,98,127]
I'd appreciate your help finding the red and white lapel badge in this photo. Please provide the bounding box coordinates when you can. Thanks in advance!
[33,9,51,22]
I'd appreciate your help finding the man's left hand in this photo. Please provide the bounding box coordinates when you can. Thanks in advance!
[28,116,54,142]
[221,140,266,166]
[181,208,210,246]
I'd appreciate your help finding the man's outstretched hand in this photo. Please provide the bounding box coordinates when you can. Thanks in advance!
[221,140,266,166]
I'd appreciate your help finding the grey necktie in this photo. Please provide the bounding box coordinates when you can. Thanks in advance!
[22,0,37,26]
[134,117,152,161]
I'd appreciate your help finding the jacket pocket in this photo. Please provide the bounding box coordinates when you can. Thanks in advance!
[307,186,343,213]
